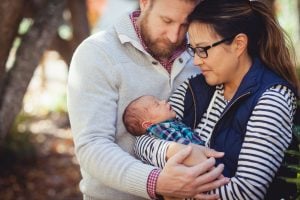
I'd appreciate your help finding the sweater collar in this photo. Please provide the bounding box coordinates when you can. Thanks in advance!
[114,12,146,54]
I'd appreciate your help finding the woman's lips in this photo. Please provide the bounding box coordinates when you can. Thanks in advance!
[201,69,210,75]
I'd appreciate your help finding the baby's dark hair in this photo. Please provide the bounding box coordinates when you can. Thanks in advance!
[123,96,148,136]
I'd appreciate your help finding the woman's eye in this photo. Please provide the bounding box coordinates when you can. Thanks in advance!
[198,48,206,53]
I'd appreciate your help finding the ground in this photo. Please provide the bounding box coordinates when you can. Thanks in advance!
[0,113,82,200]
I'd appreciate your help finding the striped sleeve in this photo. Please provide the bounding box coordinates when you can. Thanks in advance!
[134,135,171,168]
[210,85,297,199]
[169,79,190,119]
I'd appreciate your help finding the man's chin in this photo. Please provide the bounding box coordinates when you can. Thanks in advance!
[152,50,172,59]
[149,44,174,58]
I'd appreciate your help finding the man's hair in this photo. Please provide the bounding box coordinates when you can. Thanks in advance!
[152,0,199,3]
[150,0,200,8]
[123,96,148,136]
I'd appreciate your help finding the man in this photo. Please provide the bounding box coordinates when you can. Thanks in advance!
[67,0,228,199]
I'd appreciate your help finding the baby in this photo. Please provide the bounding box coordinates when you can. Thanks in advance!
[122,95,204,146]
[123,95,219,200]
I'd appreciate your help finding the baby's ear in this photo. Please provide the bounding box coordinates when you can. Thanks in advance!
[142,121,153,129]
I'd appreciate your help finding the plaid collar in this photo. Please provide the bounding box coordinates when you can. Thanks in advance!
[130,11,186,73]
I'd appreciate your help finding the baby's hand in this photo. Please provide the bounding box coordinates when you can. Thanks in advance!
[166,142,224,167]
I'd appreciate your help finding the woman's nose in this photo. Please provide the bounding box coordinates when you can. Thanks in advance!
[193,54,204,66]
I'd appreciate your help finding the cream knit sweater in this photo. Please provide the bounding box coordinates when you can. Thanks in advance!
[67,13,199,200]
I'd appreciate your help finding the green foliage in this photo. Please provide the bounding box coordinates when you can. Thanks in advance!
[18,18,33,35]
[58,24,73,40]
[48,93,68,114]
[281,99,300,198]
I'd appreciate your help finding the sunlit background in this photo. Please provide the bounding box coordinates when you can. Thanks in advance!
[23,0,300,120]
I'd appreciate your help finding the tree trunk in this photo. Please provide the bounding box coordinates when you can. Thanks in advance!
[0,0,66,140]
[49,0,90,65]
[0,0,25,95]
[69,0,90,45]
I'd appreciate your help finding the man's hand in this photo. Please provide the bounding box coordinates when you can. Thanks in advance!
[156,145,229,199]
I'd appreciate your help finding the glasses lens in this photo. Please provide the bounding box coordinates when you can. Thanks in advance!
[187,46,195,57]
[195,48,207,58]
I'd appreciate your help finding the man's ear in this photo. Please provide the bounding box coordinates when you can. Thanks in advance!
[139,0,150,12]
[142,121,153,129]
[233,33,248,56]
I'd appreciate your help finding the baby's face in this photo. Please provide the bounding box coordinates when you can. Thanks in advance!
[141,96,176,124]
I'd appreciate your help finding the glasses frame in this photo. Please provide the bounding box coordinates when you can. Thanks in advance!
[187,36,235,58]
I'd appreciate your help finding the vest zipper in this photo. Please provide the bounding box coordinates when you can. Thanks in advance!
[208,91,251,147]
[188,82,197,130]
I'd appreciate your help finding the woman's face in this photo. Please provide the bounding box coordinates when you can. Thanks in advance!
[188,22,240,86]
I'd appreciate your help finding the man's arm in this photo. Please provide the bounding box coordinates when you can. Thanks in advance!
[135,136,229,199]
[67,39,155,198]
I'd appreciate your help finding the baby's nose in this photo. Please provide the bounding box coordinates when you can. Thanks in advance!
[160,100,167,104]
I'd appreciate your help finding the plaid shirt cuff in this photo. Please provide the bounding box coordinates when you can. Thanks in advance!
[147,168,161,199]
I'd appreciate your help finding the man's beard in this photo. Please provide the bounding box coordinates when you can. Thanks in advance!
[140,12,184,59]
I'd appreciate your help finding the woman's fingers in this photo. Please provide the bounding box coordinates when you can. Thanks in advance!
[194,162,225,185]
[202,147,224,158]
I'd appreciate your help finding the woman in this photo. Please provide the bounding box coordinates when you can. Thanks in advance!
[135,0,300,199]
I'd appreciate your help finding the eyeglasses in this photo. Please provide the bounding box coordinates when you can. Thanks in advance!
[187,36,235,58]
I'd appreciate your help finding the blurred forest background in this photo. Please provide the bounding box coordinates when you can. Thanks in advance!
[0,0,299,199]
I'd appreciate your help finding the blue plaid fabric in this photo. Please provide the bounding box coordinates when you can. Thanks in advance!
[146,119,204,145]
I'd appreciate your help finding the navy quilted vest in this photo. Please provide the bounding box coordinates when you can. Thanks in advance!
[182,58,295,177]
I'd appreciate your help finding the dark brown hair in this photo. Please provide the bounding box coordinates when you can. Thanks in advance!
[123,96,148,136]
[150,0,200,8]
[188,0,300,95]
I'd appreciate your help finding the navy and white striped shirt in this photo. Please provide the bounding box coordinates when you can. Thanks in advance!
[135,80,297,199]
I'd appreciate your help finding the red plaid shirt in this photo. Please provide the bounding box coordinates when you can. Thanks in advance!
[147,168,162,199]
[130,11,186,74]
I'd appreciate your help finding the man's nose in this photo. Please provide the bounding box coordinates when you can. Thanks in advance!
[167,25,181,44]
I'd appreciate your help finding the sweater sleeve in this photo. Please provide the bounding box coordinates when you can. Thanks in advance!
[208,86,297,199]
[67,39,156,198]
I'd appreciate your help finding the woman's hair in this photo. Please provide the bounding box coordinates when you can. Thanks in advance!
[188,0,300,95]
